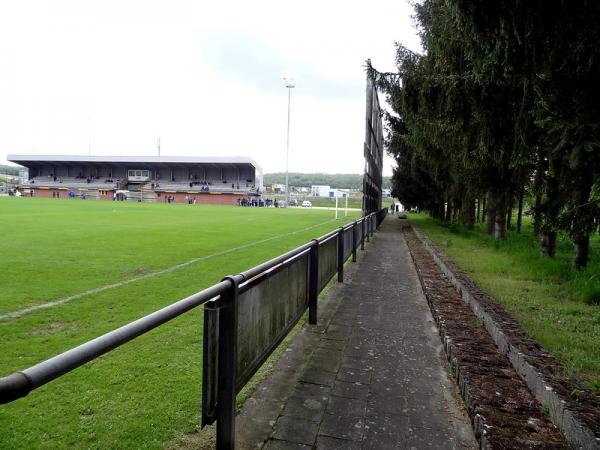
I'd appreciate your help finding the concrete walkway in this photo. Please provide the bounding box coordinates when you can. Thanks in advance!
[236,218,477,449]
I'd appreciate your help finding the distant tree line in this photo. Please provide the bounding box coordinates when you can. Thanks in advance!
[264,173,392,190]
[369,0,600,269]
[0,165,20,176]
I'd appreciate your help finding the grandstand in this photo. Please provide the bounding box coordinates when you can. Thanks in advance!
[7,155,263,204]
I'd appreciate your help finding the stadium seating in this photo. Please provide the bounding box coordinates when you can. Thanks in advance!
[25,177,117,190]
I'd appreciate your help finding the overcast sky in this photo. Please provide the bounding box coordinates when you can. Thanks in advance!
[0,0,421,176]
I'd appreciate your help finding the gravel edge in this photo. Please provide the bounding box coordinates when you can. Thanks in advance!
[410,223,600,450]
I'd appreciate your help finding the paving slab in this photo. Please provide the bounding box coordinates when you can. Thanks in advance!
[236,218,477,449]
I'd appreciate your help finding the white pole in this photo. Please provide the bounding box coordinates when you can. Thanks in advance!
[345,193,348,217]
[285,86,291,208]
[283,75,295,208]
[335,195,338,220]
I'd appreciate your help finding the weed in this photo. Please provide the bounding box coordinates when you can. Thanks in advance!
[570,388,583,400]
[474,317,485,329]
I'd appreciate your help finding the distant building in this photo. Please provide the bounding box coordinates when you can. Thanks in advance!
[329,189,349,199]
[311,185,349,199]
[272,183,286,193]
[8,154,263,205]
[311,185,330,197]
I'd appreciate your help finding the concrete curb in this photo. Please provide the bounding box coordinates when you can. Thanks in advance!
[410,224,600,450]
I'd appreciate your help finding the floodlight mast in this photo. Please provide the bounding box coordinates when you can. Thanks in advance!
[283,74,295,208]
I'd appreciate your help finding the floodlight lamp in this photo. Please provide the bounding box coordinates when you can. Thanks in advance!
[283,74,296,88]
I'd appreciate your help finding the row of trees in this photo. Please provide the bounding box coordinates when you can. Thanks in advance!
[264,173,392,190]
[369,0,600,269]
[0,165,20,176]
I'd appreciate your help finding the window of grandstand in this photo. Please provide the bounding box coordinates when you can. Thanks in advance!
[128,170,150,182]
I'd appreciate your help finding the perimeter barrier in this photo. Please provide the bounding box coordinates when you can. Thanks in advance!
[0,208,388,449]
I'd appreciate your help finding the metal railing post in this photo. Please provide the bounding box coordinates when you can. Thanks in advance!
[361,219,365,250]
[352,222,357,262]
[337,227,344,283]
[201,300,219,427]
[370,215,375,237]
[216,275,242,450]
[366,217,371,243]
[308,239,319,325]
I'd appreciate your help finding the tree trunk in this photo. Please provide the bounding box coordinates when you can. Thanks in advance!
[533,195,542,235]
[495,207,507,240]
[505,189,514,231]
[572,235,590,270]
[532,150,546,236]
[434,203,444,220]
[476,198,481,224]
[481,197,487,223]
[516,186,524,233]
[445,198,453,223]
[460,198,475,230]
[571,169,593,271]
[453,199,460,223]
[540,231,557,257]
[485,209,496,234]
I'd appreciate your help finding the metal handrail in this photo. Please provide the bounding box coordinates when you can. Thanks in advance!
[0,281,230,403]
[315,228,338,243]
[0,210,387,406]
[317,231,338,245]
[240,241,313,282]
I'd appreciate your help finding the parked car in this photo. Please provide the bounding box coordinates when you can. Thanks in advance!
[302,200,312,208]
[288,199,298,206]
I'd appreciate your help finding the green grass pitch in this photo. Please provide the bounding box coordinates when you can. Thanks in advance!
[0,197,360,449]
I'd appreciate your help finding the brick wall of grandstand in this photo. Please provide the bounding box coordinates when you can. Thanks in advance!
[126,191,158,202]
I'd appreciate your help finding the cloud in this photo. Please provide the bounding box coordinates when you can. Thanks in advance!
[0,0,420,176]
[197,31,364,101]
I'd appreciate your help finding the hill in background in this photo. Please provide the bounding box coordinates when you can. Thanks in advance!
[264,173,391,190]
[0,164,20,176]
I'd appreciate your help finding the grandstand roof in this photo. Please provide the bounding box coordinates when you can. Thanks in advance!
[7,154,262,171]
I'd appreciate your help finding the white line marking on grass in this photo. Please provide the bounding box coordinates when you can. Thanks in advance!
[0,218,341,320]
